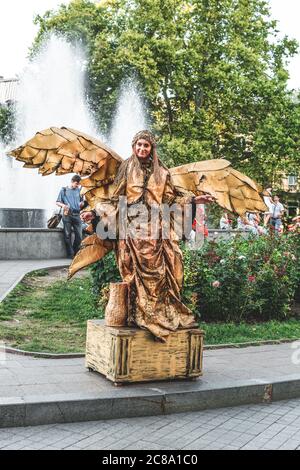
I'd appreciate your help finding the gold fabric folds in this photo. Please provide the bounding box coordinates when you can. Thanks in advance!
[109,155,196,341]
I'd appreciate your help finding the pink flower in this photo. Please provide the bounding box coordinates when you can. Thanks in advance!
[212,280,221,288]
[248,275,256,282]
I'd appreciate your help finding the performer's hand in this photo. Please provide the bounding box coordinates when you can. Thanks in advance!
[194,195,216,205]
[80,211,95,223]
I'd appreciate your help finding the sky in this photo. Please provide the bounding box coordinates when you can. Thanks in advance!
[1,0,300,88]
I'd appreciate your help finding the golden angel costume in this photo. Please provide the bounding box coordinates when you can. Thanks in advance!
[101,131,199,340]
[9,127,266,341]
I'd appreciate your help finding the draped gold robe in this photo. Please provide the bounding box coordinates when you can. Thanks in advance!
[98,155,197,341]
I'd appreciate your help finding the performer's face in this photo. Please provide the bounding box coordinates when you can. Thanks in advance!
[134,139,152,159]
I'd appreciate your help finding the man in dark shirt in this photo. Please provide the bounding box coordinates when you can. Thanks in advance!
[56,175,84,258]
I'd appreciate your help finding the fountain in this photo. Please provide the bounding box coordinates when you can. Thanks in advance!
[109,79,149,158]
[0,36,97,258]
[0,36,149,258]
[0,35,97,221]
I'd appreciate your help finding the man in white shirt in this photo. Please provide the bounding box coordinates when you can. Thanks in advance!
[270,195,285,234]
[263,187,273,226]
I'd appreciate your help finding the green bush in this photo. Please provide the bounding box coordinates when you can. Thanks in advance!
[183,233,300,322]
[89,233,300,323]
[89,251,120,294]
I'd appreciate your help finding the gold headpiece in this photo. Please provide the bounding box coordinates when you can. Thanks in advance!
[131,130,156,148]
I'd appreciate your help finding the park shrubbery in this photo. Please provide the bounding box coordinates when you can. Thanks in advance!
[183,233,300,322]
[90,233,300,324]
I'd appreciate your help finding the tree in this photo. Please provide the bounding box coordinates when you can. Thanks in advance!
[0,102,16,145]
[32,0,300,183]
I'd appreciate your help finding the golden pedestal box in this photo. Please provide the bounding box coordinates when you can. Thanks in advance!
[85,320,204,384]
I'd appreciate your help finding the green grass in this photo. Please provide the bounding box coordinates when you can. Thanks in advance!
[0,269,299,353]
[0,270,103,353]
[200,319,300,345]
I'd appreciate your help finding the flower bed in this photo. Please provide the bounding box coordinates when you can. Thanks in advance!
[183,233,300,322]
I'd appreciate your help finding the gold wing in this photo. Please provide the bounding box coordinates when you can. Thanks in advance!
[170,159,267,215]
[68,234,113,279]
[8,127,121,275]
[8,126,123,209]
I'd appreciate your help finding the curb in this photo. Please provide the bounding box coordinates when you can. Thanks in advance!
[0,346,84,359]
[204,338,299,350]
[1,377,300,428]
[1,337,298,359]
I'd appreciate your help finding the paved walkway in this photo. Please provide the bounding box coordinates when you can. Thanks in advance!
[1,342,300,428]
[0,398,300,450]
[0,342,299,402]
[0,259,70,302]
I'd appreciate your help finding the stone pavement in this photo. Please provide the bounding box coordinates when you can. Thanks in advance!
[1,342,300,428]
[1,259,300,432]
[0,398,300,450]
[0,259,70,301]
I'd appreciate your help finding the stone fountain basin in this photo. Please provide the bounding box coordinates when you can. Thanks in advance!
[0,228,249,260]
[0,228,67,259]
[0,208,46,229]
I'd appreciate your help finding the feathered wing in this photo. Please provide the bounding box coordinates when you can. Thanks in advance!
[8,126,123,209]
[8,127,122,274]
[170,159,267,216]
[68,234,113,279]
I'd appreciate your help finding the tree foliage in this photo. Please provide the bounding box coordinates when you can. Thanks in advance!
[0,103,16,145]
[31,0,300,183]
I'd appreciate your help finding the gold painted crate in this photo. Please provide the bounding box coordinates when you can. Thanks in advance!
[85,320,204,384]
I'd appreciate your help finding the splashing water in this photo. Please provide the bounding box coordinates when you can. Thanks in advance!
[0,37,149,217]
[0,35,98,212]
[109,80,149,158]
[16,35,97,139]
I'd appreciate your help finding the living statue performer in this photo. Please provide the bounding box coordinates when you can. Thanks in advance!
[9,127,267,341]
